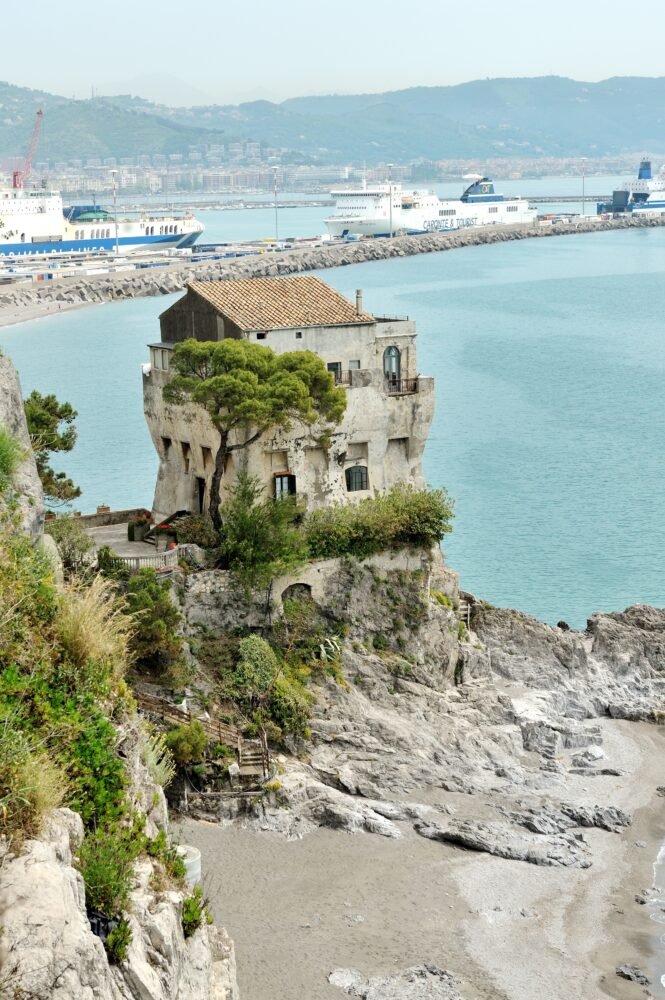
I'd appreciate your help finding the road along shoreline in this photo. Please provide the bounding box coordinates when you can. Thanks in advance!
[1,215,664,329]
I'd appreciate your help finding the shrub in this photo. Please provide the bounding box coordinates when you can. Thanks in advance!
[146,830,186,882]
[105,918,132,964]
[305,485,454,561]
[78,821,145,915]
[45,515,94,573]
[268,672,313,739]
[97,545,130,581]
[181,885,210,938]
[218,472,307,592]
[141,729,176,788]
[56,576,134,691]
[164,721,208,766]
[0,720,65,841]
[173,514,218,548]
[432,590,453,609]
[232,635,280,709]
[124,569,183,674]
[0,426,24,494]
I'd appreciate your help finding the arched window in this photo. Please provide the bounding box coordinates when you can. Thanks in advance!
[145,226,150,236]
[383,346,401,388]
[106,228,111,238]
[345,465,368,492]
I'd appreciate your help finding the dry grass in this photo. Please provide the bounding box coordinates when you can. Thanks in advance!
[141,728,176,789]
[0,719,66,843]
[56,576,135,686]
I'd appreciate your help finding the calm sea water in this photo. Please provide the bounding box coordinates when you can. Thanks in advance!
[2,220,664,626]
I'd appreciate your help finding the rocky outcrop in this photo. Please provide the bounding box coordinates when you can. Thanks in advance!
[2,216,664,320]
[329,964,463,999]
[0,354,43,539]
[0,809,239,1000]
[178,579,664,885]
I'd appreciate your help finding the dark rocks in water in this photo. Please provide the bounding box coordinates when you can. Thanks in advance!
[557,621,571,631]
[615,964,650,986]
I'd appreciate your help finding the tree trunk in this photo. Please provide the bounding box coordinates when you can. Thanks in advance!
[210,430,228,530]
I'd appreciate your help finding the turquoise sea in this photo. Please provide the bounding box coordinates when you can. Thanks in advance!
[2,222,664,627]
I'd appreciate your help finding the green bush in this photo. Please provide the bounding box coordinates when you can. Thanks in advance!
[105,918,132,964]
[45,515,94,573]
[146,830,186,882]
[305,485,454,561]
[173,514,219,548]
[0,426,24,494]
[181,885,210,938]
[124,569,183,673]
[164,721,208,766]
[232,635,279,710]
[268,672,313,739]
[78,820,145,915]
[218,473,307,592]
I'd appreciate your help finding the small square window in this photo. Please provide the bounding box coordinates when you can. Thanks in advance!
[349,359,361,370]
[257,332,267,340]
[295,331,303,339]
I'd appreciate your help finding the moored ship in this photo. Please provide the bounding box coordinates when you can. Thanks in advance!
[0,187,204,256]
[325,175,536,238]
[597,159,665,217]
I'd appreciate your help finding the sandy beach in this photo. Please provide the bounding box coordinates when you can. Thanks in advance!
[178,720,665,1000]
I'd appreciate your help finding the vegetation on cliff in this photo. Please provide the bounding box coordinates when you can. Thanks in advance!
[24,390,81,505]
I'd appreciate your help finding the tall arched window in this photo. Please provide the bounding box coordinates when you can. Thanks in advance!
[383,346,401,388]
[345,465,368,492]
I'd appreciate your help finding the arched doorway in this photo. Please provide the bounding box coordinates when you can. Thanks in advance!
[383,346,401,389]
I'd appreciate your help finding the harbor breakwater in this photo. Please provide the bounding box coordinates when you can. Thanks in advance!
[2,215,665,325]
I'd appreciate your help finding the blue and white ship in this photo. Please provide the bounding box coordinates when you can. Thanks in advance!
[325,175,536,238]
[0,187,204,256]
[597,159,665,217]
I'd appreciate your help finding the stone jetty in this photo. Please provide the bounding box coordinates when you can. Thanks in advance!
[2,215,665,321]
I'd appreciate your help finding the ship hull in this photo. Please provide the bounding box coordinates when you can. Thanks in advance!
[0,230,201,257]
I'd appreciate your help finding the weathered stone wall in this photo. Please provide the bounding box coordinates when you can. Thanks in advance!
[143,322,434,521]
[3,216,664,319]
[0,354,44,540]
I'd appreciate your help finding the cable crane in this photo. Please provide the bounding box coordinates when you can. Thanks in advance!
[13,109,44,189]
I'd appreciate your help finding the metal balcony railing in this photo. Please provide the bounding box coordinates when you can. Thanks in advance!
[385,377,419,395]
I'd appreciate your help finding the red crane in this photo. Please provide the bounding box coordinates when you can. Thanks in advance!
[13,109,44,189]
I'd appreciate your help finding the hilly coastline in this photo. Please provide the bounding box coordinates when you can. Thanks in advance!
[4,75,665,163]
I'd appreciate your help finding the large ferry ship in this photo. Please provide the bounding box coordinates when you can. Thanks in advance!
[0,187,204,256]
[325,175,537,238]
[597,159,665,217]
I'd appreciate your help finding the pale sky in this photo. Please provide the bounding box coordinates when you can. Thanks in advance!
[5,0,665,105]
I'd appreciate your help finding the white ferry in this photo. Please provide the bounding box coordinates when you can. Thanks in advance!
[597,159,665,217]
[0,188,204,256]
[325,175,537,238]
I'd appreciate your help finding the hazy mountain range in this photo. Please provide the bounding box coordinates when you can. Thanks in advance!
[2,76,665,164]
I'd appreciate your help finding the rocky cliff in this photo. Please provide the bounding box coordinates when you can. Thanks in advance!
[0,353,43,539]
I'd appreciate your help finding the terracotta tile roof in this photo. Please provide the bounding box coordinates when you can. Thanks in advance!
[188,276,374,331]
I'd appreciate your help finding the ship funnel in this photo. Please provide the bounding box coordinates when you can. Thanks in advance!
[638,159,652,181]
[355,289,363,314]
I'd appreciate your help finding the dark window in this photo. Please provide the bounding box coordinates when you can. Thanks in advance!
[257,332,267,340]
[345,465,368,492]
[201,446,213,469]
[181,442,191,474]
[295,331,303,339]
[274,473,296,499]
[327,361,342,383]
[383,346,401,384]
[161,436,172,455]
[196,477,206,514]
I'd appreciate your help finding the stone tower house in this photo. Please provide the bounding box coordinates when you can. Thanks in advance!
[143,275,434,522]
